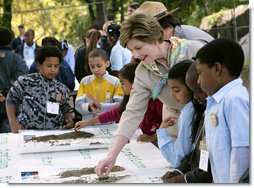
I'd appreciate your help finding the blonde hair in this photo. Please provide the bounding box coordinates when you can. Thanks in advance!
[120,13,164,48]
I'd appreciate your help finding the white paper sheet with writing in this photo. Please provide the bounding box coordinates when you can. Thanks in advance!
[0,134,21,183]
[18,128,113,154]
[1,123,174,183]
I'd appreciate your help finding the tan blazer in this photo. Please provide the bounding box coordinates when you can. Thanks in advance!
[116,39,204,141]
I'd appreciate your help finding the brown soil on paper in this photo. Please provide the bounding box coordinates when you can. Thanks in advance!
[59,165,127,183]
[59,165,125,178]
[26,131,94,142]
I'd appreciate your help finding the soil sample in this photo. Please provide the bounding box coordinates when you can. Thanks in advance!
[59,165,125,178]
[59,165,127,184]
[26,131,94,142]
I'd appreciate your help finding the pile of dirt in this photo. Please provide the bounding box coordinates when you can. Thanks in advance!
[59,165,125,178]
[59,165,127,183]
[26,131,94,142]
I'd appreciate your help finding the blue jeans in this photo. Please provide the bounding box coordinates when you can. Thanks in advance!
[0,117,11,133]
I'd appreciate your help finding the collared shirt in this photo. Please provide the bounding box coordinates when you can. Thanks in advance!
[6,73,71,130]
[110,40,132,71]
[23,42,36,69]
[204,78,249,183]
[157,101,195,166]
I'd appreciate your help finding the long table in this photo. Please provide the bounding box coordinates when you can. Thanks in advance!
[0,123,173,184]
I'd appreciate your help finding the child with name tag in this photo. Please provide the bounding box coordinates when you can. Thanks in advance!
[195,38,249,183]
[6,46,74,133]
[161,63,212,183]
[157,60,205,167]
[75,48,124,121]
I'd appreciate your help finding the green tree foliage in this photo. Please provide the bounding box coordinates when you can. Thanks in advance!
[0,0,249,48]
[0,0,13,28]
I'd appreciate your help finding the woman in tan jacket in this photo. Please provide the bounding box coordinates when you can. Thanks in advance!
[95,12,204,177]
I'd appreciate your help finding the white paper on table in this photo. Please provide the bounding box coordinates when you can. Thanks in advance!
[132,167,172,183]
[17,129,112,154]
[13,162,141,183]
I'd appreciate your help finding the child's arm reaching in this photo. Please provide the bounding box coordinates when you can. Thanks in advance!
[75,116,100,131]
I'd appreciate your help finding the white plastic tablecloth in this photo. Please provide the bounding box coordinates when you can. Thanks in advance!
[0,123,173,183]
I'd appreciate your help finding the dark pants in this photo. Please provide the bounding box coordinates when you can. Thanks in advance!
[0,117,11,133]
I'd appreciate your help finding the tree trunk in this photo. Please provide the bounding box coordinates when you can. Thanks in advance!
[111,0,117,18]
[95,0,106,26]
[1,0,13,29]
[84,0,96,23]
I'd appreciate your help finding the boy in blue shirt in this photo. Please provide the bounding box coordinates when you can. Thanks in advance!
[195,38,249,183]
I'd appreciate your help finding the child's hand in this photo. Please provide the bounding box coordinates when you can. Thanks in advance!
[87,94,101,113]
[10,121,23,133]
[89,101,102,113]
[160,116,177,128]
[161,170,181,182]
[74,120,90,130]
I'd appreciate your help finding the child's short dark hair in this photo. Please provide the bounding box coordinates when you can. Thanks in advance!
[196,38,244,77]
[88,48,108,62]
[35,46,62,65]
[41,36,62,50]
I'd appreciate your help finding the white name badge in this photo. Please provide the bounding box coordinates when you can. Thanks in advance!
[46,101,59,115]
[199,149,209,172]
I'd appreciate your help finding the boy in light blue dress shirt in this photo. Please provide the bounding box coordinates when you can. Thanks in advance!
[195,38,249,183]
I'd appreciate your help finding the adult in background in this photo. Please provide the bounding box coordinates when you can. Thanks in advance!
[11,24,25,50]
[107,22,132,77]
[137,1,214,44]
[75,28,101,82]
[0,26,29,133]
[15,28,41,69]
[61,39,75,74]
[95,12,204,177]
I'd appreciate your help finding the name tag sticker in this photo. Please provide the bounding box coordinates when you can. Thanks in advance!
[199,149,209,172]
[46,101,59,115]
